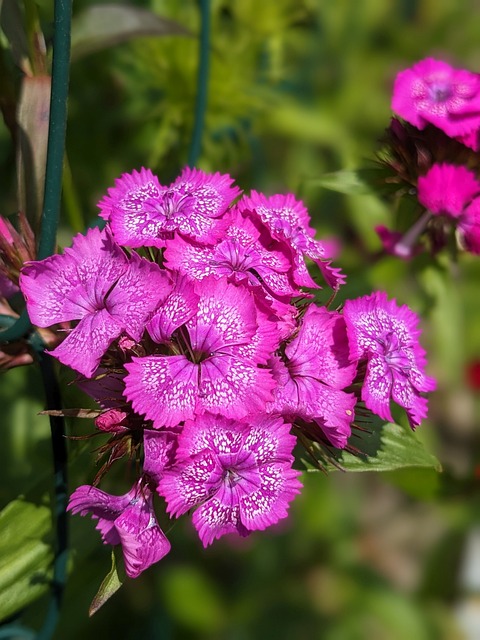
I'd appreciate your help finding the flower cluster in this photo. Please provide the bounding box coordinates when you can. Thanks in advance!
[377,57,480,257]
[19,167,435,579]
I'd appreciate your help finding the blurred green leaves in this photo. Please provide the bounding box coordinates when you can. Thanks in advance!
[157,565,225,633]
[0,498,53,621]
[70,4,191,62]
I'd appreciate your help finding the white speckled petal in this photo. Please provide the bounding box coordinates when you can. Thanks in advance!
[124,355,198,427]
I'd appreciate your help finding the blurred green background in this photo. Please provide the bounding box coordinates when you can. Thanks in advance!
[1,1,480,638]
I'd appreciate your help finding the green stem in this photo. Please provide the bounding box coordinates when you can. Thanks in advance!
[37,0,71,261]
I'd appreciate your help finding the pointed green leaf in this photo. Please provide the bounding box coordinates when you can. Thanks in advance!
[71,4,191,61]
[0,498,53,622]
[89,547,126,616]
[307,170,371,195]
[300,419,441,473]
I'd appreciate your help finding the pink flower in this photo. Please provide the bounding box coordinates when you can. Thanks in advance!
[67,480,171,578]
[343,292,436,428]
[157,414,301,546]
[415,163,480,254]
[19,227,171,377]
[376,164,480,257]
[164,210,300,299]
[268,305,357,448]
[392,58,480,138]
[99,167,240,247]
[375,226,417,259]
[417,164,480,217]
[237,192,344,290]
[143,429,179,485]
[124,277,278,427]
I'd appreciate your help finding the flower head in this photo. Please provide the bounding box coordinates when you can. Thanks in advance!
[99,167,240,247]
[237,192,344,289]
[343,292,436,428]
[20,227,171,377]
[268,305,357,448]
[392,58,480,138]
[124,277,278,427]
[67,480,171,578]
[158,414,301,546]
[417,163,480,217]
[164,210,300,299]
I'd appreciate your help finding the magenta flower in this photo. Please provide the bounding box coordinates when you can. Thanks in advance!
[157,414,302,546]
[376,164,480,257]
[417,164,480,217]
[392,58,480,138]
[164,210,300,299]
[343,292,436,428]
[237,192,344,289]
[414,163,480,256]
[375,225,415,259]
[95,409,129,433]
[99,167,240,247]
[124,277,278,427]
[145,274,199,345]
[68,480,171,578]
[143,429,179,485]
[268,306,357,448]
[19,227,171,377]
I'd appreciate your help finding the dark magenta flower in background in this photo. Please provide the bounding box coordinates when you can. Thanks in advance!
[392,58,480,141]
[460,198,480,253]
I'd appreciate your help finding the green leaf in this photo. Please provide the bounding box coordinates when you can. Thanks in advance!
[0,498,53,622]
[307,170,372,195]
[71,4,191,61]
[300,419,441,474]
[89,547,126,617]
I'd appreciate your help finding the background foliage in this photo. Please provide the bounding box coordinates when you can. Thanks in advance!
[1,0,480,638]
